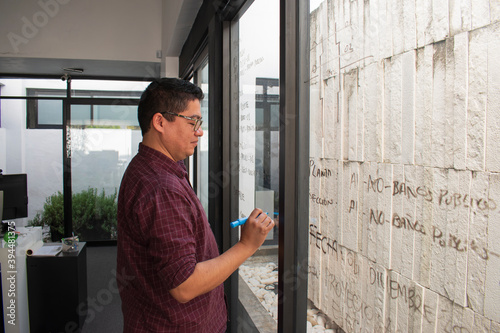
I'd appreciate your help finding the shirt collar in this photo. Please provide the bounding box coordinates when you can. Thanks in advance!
[138,143,187,179]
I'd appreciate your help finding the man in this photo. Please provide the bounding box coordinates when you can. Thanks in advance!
[117,78,274,332]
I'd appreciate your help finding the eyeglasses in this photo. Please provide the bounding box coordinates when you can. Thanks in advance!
[161,111,203,131]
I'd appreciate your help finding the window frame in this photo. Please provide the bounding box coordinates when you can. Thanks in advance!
[277,0,310,331]
[26,88,142,129]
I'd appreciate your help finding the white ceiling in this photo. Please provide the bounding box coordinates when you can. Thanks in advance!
[0,0,203,79]
[162,0,203,57]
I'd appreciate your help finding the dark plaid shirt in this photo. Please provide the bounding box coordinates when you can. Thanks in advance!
[117,143,226,333]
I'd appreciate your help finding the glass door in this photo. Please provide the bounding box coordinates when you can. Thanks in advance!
[68,80,148,242]
[233,0,280,330]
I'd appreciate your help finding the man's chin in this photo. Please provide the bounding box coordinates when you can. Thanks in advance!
[184,149,196,159]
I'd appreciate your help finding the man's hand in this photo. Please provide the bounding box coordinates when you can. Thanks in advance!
[169,208,275,303]
[239,209,275,252]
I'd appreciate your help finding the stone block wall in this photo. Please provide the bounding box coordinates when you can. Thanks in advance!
[308,1,500,332]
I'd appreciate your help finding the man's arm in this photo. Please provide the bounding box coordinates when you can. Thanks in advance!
[169,209,274,303]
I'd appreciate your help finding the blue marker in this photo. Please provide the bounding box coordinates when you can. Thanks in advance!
[230,212,269,228]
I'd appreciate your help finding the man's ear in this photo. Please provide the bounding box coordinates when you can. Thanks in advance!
[151,113,166,133]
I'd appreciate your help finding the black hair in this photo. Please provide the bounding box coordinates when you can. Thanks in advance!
[138,78,204,135]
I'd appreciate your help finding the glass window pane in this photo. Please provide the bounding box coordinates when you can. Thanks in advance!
[0,78,145,243]
[38,99,62,125]
[255,131,265,188]
[255,107,264,128]
[236,0,279,330]
[270,104,279,128]
[196,59,209,214]
[70,104,142,241]
[0,78,65,240]
[25,128,64,239]
[70,105,91,126]
[93,105,138,128]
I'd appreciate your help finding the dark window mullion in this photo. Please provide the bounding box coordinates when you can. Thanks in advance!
[63,80,73,238]
[278,0,310,332]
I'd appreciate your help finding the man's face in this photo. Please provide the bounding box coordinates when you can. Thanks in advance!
[161,99,203,162]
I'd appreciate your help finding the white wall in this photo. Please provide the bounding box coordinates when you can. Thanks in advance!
[0,0,162,62]
[309,0,500,332]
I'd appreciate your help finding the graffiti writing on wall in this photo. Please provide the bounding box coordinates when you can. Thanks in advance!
[311,239,438,332]
[367,208,498,261]
[365,175,497,213]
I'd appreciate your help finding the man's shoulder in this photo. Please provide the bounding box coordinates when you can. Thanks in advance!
[122,155,185,194]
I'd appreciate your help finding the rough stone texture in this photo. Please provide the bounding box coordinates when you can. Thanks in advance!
[309,1,500,331]
[487,23,500,172]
